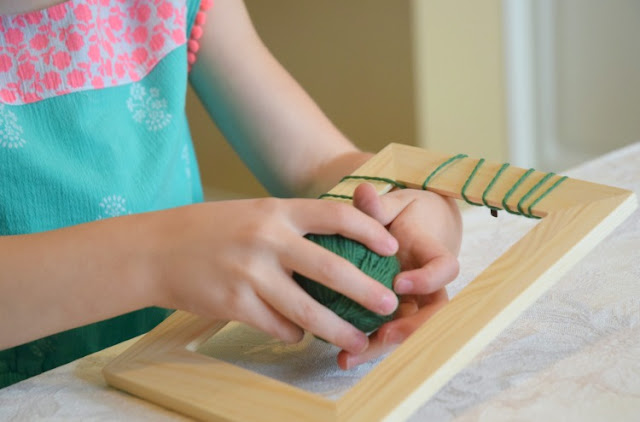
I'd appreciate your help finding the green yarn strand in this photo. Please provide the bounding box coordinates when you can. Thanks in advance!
[526,175,568,219]
[461,158,485,206]
[482,163,510,211]
[517,172,555,216]
[318,176,406,201]
[422,154,468,190]
[340,175,407,190]
[318,193,353,200]
[502,168,535,215]
[319,154,567,221]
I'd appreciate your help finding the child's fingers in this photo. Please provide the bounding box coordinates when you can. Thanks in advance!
[352,183,444,227]
[234,293,305,345]
[290,199,398,256]
[280,234,398,316]
[378,289,448,344]
[352,183,412,226]
[257,271,370,354]
[351,183,389,224]
[394,253,459,295]
[336,300,418,370]
[382,289,448,344]
[337,328,387,370]
[338,289,448,369]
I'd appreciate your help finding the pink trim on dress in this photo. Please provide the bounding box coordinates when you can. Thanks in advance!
[187,0,212,72]
[0,0,187,105]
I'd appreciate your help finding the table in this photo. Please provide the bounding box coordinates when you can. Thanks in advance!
[1,143,639,421]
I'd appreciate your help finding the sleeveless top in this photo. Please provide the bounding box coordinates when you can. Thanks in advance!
[0,0,210,388]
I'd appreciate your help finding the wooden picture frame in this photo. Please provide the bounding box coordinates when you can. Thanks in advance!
[103,143,637,421]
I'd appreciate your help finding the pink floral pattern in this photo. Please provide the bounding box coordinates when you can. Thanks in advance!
[0,0,187,105]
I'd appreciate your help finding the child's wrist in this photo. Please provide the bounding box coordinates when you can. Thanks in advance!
[106,212,166,311]
[130,207,190,311]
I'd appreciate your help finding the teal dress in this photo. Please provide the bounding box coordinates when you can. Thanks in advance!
[0,0,208,388]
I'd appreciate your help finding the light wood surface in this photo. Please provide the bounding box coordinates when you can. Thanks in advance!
[103,143,637,421]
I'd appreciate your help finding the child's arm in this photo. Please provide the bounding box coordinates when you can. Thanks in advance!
[0,199,398,352]
[0,214,154,349]
[189,0,369,198]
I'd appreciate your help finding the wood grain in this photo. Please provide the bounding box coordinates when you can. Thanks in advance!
[104,312,335,421]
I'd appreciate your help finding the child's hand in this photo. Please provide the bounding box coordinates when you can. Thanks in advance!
[145,198,399,355]
[336,183,462,369]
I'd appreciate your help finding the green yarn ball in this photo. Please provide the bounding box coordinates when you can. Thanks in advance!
[293,234,401,333]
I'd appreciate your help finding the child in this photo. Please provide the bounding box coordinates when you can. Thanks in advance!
[0,0,461,388]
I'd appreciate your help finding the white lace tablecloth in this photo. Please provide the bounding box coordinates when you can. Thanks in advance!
[1,143,639,421]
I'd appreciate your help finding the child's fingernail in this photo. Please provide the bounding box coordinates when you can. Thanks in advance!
[351,333,368,354]
[380,292,398,314]
[344,355,355,370]
[383,330,404,345]
[395,279,412,294]
[386,237,399,253]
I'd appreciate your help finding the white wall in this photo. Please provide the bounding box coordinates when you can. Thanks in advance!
[505,0,640,171]
[554,0,640,164]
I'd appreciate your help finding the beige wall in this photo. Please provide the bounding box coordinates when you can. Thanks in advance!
[187,1,416,199]
[412,0,507,162]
